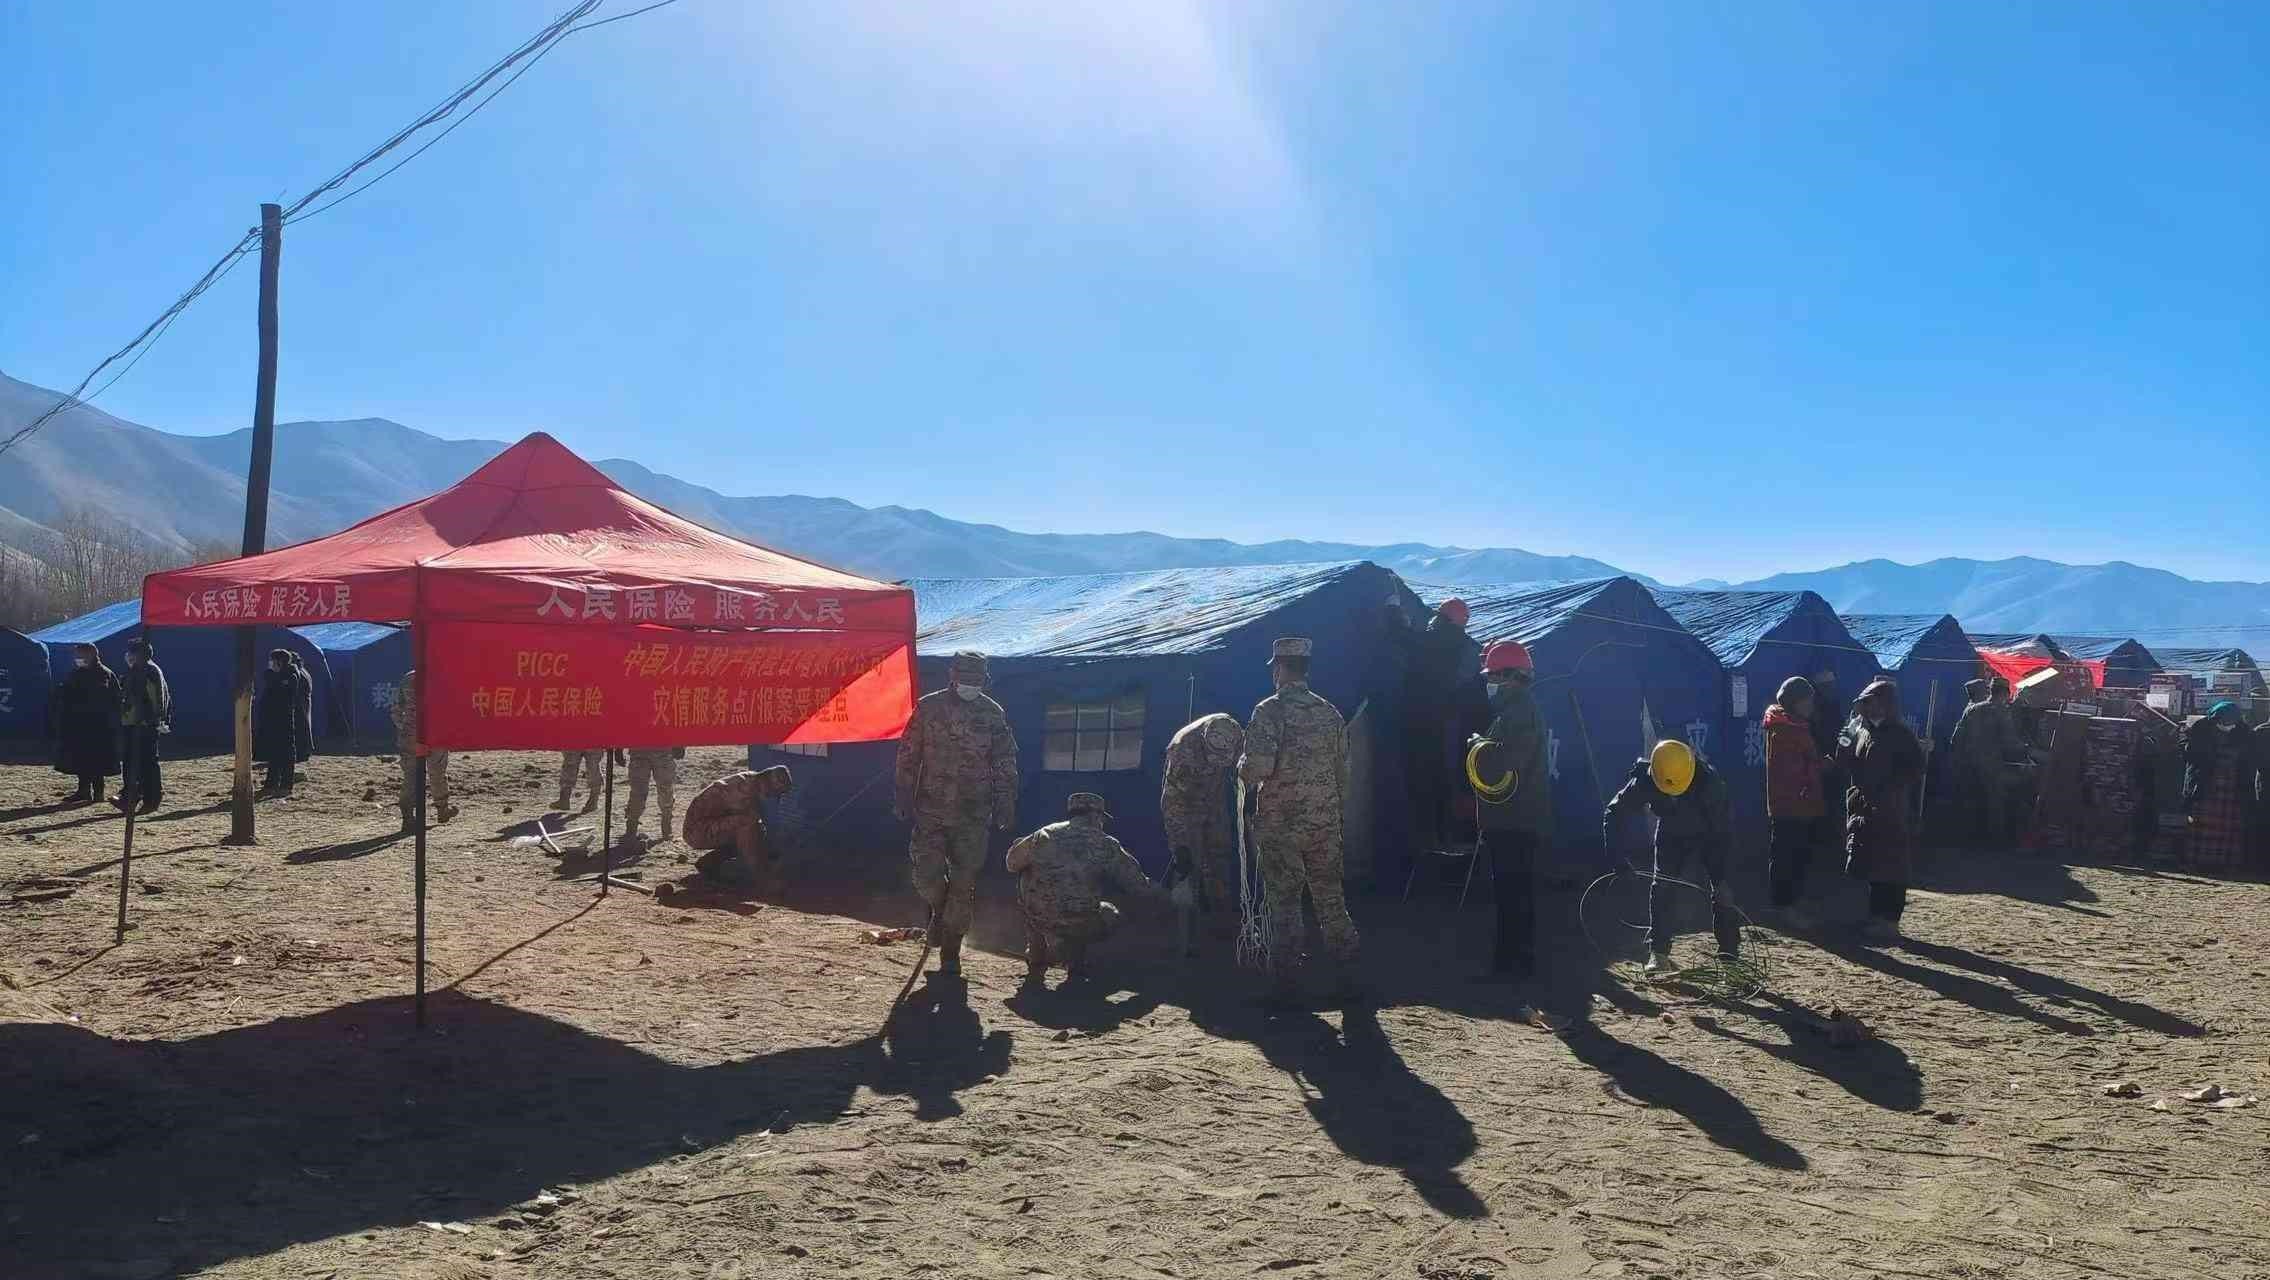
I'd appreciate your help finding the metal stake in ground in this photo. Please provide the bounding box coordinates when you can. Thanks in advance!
[225,202,283,847]
[115,723,140,943]
[599,750,614,897]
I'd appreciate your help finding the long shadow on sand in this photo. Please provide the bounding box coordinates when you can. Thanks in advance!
[1189,996,1486,1219]
[1692,994,1924,1113]
[1560,1020,1809,1171]
[0,990,1011,1278]
[1895,937,2204,1039]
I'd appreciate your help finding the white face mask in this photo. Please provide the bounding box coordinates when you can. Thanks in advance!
[954,684,980,702]
[75,658,92,668]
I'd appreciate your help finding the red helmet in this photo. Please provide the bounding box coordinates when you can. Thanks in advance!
[1437,598,1471,627]
[1482,640,1533,675]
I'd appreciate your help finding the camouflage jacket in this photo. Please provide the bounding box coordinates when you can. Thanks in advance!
[389,671,419,750]
[685,767,793,828]
[1238,682,1347,803]
[1161,713,1241,822]
[895,687,1018,824]
[1005,815,1160,923]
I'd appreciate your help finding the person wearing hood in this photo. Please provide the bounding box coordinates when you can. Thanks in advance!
[289,651,315,778]
[1839,678,1925,943]
[1762,676,1829,923]
[1007,792,1166,989]
[894,650,1018,980]
[51,643,120,805]
[1606,738,1738,973]
[2183,701,2254,875]
[1399,598,1476,853]
[1470,639,1551,980]
[254,648,301,798]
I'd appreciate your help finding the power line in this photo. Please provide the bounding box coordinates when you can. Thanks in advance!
[0,0,688,459]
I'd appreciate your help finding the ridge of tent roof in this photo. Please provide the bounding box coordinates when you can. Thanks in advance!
[906,560,1386,658]
[1648,587,1838,667]
[1843,613,1961,668]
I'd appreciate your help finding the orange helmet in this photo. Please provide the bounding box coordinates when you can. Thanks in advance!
[1438,598,1471,627]
[1481,640,1533,675]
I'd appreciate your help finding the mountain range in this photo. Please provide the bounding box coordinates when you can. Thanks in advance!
[3,371,2265,649]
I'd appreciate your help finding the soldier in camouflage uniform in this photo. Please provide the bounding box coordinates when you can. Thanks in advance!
[683,765,793,886]
[894,651,1019,977]
[1161,712,1244,930]
[554,749,603,811]
[390,668,456,829]
[1006,792,1164,987]
[622,747,679,843]
[1239,637,1359,1002]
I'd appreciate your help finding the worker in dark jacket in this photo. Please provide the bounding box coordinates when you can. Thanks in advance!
[255,649,300,798]
[1399,598,1475,853]
[290,651,316,777]
[113,638,170,814]
[1808,667,1847,857]
[1605,738,1738,973]
[51,643,120,805]
[1841,678,1925,943]
[1469,639,1551,979]
[2182,701,2254,875]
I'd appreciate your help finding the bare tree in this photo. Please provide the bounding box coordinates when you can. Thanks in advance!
[0,509,234,632]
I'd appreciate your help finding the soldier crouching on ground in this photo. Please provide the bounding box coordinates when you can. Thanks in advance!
[1006,792,1166,990]
[681,765,794,890]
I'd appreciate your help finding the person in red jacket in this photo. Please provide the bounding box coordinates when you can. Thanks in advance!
[1762,676,1829,925]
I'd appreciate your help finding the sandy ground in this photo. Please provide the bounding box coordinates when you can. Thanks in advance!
[3,747,2267,1280]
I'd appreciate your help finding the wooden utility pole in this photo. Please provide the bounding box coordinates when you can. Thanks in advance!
[224,203,283,846]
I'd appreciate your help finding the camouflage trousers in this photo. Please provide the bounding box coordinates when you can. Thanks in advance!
[1163,797,1236,924]
[556,750,602,805]
[909,815,989,937]
[625,752,676,837]
[685,810,765,885]
[398,750,452,820]
[1254,793,1357,976]
[1022,898,1120,974]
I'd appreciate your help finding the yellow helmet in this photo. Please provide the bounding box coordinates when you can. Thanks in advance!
[1649,739,1696,797]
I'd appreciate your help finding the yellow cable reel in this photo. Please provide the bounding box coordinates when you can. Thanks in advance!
[1466,737,1517,805]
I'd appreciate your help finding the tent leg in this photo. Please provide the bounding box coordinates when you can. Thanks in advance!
[116,725,139,943]
[599,751,614,898]
[414,750,427,1027]
[1457,835,1482,912]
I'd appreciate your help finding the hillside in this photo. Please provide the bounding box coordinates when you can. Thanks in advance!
[0,372,1632,585]
[3,371,2263,646]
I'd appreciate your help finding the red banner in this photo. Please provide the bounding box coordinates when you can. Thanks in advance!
[419,621,913,751]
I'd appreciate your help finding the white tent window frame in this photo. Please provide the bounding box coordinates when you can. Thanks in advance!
[1042,694,1145,773]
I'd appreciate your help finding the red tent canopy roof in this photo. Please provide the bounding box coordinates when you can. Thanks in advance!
[142,432,914,634]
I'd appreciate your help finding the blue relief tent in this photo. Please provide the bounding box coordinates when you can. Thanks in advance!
[27,599,328,749]
[1649,588,1887,839]
[288,621,412,745]
[0,626,54,748]
[2152,647,2267,703]
[1842,614,1983,747]
[767,561,1425,887]
[1414,577,1727,872]
[2047,635,2162,693]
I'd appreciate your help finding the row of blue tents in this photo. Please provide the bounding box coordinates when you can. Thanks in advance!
[1,604,411,752]
[5,569,2262,885]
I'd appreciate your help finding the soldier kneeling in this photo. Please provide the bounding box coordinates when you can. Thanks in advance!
[682,765,794,891]
[1005,792,1165,989]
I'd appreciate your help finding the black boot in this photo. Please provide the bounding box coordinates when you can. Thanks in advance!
[937,931,963,978]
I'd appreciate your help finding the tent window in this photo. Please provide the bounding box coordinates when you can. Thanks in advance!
[774,742,829,758]
[1042,694,1145,772]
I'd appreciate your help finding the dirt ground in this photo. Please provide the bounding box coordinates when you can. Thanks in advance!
[3,747,2267,1280]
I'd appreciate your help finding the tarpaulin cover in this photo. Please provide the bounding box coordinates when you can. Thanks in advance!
[907,562,1371,657]
[1969,633,2095,691]
[289,621,411,742]
[1413,577,1725,866]
[2153,647,2268,698]
[0,626,50,742]
[138,433,915,749]
[2049,635,2161,691]
[1843,614,1982,746]
[421,622,912,750]
[143,433,914,635]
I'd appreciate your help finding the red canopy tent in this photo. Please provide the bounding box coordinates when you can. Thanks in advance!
[140,433,916,1020]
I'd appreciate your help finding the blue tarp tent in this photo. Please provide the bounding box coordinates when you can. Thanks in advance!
[1416,577,1726,871]
[1650,589,1887,839]
[1843,614,1982,747]
[770,561,1424,886]
[2049,635,2161,693]
[289,621,411,745]
[2153,647,2267,704]
[0,626,53,748]
[27,600,328,749]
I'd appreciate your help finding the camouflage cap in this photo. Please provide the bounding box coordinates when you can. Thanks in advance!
[950,651,988,680]
[1066,791,1109,817]
[1269,637,1313,664]
[1202,716,1243,754]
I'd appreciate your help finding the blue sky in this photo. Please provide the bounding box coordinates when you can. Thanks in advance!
[4,2,2265,584]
